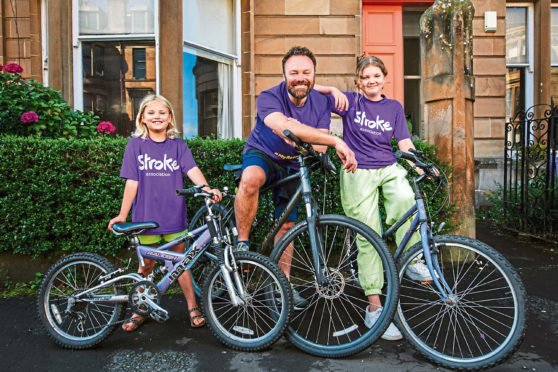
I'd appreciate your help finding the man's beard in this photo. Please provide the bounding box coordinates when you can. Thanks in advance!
[287,79,314,100]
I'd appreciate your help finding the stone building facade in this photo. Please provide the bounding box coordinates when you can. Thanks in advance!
[0,0,555,203]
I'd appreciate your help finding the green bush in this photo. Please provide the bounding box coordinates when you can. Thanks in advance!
[0,67,99,138]
[0,136,244,258]
[479,181,558,240]
[0,135,455,258]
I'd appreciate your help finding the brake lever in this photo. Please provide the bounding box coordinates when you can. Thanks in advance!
[319,153,337,175]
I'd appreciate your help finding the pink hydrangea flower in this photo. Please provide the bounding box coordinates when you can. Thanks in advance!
[0,64,3,72]
[21,111,39,123]
[4,62,23,74]
[97,121,116,134]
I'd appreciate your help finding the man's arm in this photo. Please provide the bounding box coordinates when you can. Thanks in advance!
[263,112,357,172]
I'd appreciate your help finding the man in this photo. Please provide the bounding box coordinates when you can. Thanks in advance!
[233,46,357,307]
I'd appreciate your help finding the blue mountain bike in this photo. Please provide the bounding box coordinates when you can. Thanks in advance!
[383,149,526,370]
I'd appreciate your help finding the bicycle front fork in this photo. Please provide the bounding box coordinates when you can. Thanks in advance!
[420,223,453,302]
[220,245,246,306]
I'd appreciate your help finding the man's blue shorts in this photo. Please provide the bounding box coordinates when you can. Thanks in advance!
[241,148,299,222]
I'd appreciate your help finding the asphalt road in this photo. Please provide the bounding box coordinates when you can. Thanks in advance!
[2,220,557,372]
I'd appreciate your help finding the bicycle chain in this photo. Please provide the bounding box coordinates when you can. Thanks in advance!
[74,279,156,332]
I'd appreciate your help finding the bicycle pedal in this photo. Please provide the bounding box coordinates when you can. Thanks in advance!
[150,309,169,323]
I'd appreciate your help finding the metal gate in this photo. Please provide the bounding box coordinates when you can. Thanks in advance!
[504,104,558,242]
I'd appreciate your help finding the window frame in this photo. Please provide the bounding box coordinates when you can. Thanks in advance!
[551,5,558,68]
[182,0,242,139]
[506,4,534,119]
[71,0,159,112]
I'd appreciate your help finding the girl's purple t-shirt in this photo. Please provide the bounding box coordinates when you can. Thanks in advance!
[120,136,197,234]
[329,92,411,169]
[244,81,331,169]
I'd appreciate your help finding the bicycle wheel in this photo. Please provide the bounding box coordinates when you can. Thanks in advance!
[37,252,126,349]
[201,251,292,351]
[270,214,399,358]
[189,203,237,297]
[395,235,527,370]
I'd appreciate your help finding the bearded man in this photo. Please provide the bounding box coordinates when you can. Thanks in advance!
[233,46,357,308]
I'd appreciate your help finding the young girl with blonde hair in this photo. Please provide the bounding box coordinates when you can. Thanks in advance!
[108,94,221,331]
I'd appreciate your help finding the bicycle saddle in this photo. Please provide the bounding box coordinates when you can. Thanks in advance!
[112,222,158,234]
[223,164,242,172]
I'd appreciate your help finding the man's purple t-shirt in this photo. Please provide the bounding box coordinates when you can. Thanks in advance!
[328,92,411,169]
[120,136,197,235]
[244,81,331,169]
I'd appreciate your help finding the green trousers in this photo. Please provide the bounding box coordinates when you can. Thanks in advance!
[340,163,420,295]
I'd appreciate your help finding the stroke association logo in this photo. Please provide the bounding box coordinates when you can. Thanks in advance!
[137,153,180,172]
[354,111,393,132]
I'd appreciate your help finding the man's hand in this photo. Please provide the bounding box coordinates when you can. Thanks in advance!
[333,138,357,172]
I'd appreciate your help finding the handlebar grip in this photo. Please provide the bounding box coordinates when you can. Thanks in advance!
[282,129,318,155]
[395,150,432,172]
[409,148,423,157]
[176,185,209,196]
[283,129,303,147]
[394,150,417,162]
[176,186,201,196]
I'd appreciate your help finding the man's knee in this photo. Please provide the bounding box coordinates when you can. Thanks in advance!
[239,167,266,195]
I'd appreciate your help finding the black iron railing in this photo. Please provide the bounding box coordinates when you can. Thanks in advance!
[504,104,558,242]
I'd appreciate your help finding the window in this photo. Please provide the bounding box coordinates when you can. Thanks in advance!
[403,9,426,136]
[506,6,533,121]
[78,0,154,35]
[81,41,156,135]
[133,48,147,80]
[182,0,240,139]
[73,0,157,136]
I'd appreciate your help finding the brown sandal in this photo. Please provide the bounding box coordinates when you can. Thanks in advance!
[122,314,145,332]
[188,307,206,328]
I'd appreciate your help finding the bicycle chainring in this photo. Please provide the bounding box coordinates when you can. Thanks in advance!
[128,280,161,316]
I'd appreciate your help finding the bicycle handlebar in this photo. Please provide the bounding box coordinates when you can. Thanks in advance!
[394,149,439,180]
[176,185,217,198]
[282,129,337,174]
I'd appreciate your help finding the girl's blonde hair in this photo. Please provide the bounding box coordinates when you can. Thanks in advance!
[132,94,180,139]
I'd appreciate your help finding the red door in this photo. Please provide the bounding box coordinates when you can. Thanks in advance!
[362,5,404,104]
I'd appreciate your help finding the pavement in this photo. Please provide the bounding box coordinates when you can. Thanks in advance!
[2,219,558,372]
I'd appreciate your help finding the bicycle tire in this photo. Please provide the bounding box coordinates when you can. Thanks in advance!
[189,203,237,297]
[37,252,126,349]
[395,235,527,371]
[201,251,293,351]
[270,214,399,358]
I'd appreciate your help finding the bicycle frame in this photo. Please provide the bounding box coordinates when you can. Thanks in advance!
[386,174,452,301]
[257,155,328,285]
[75,197,246,307]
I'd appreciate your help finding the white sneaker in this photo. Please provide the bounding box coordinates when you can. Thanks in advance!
[405,261,433,282]
[291,284,308,310]
[364,306,403,341]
